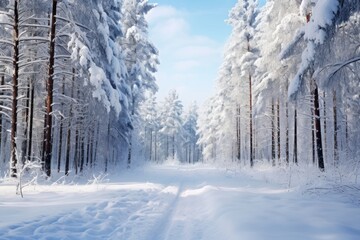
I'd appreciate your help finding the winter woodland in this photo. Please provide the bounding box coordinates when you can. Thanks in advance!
[0,0,360,239]
[0,0,358,183]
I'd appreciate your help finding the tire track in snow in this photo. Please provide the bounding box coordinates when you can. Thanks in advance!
[150,183,184,240]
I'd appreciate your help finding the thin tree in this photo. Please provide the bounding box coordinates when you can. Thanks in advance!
[43,0,58,177]
[10,0,20,177]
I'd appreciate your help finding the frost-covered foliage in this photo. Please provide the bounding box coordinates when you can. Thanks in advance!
[198,0,360,178]
[0,0,159,178]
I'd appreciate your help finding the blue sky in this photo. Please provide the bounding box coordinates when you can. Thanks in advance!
[147,0,266,108]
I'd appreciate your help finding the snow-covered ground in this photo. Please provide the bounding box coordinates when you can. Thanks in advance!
[1,163,360,240]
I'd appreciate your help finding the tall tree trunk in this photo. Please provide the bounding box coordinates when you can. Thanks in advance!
[333,90,338,166]
[74,126,79,175]
[64,69,75,176]
[10,0,20,177]
[285,100,289,164]
[43,0,58,177]
[323,92,327,161]
[105,122,110,173]
[293,107,298,164]
[21,80,30,164]
[249,74,253,167]
[172,133,175,159]
[271,99,276,166]
[311,104,316,165]
[149,129,152,161]
[27,81,34,162]
[127,135,132,168]
[236,105,241,161]
[0,76,4,163]
[154,131,157,162]
[314,86,325,171]
[93,121,100,167]
[277,99,281,163]
[80,130,85,172]
[57,80,65,172]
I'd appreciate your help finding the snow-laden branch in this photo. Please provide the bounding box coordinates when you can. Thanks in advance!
[315,56,360,83]
[288,0,339,100]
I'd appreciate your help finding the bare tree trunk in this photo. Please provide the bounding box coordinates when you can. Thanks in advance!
[0,76,4,163]
[105,122,110,173]
[249,73,253,167]
[27,81,34,163]
[65,69,75,176]
[74,126,79,175]
[294,107,298,164]
[149,129,152,161]
[236,105,241,161]
[21,80,30,165]
[172,133,175,159]
[154,131,157,162]
[311,105,316,165]
[43,0,58,177]
[314,86,325,171]
[277,99,281,164]
[93,121,100,167]
[271,99,276,166]
[323,92,327,161]
[285,101,289,164]
[10,0,20,178]
[333,90,338,166]
[80,130,85,173]
[57,80,65,172]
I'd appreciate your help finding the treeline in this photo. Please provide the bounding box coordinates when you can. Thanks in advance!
[198,0,360,173]
[0,0,158,178]
[136,90,201,164]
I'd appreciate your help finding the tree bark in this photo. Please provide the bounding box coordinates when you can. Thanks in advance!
[27,81,34,163]
[57,80,65,172]
[43,0,58,177]
[249,73,253,167]
[236,105,241,161]
[333,90,338,166]
[277,99,281,164]
[293,107,298,164]
[271,100,276,166]
[314,86,325,171]
[10,0,20,177]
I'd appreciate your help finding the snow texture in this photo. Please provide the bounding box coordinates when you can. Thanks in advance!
[1,164,360,240]
[288,0,339,100]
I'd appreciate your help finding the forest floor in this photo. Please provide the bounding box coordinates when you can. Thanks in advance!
[0,162,360,240]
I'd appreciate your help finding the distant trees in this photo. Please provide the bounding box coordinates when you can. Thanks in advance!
[198,0,360,174]
[138,90,201,163]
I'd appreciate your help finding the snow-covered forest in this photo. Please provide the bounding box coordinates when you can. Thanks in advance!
[198,0,360,176]
[1,0,360,239]
[0,0,202,179]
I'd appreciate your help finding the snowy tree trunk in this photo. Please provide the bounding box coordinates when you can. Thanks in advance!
[0,76,4,163]
[57,80,65,173]
[277,99,281,164]
[43,0,58,177]
[333,90,338,166]
[27,81,34,163]
[236,105,241,161]
[249,73,253,167]
[323,92,327,161]
[293,107,298,164]
[10,0,20,178]
[271,100,276,166]
[314,86,325,171]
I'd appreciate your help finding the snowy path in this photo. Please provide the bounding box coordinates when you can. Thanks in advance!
[1,164,360,240]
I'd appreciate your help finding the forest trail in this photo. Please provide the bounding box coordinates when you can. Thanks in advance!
[1,164,360,240]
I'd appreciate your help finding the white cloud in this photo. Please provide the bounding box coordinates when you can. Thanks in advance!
[146,5,223,107]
